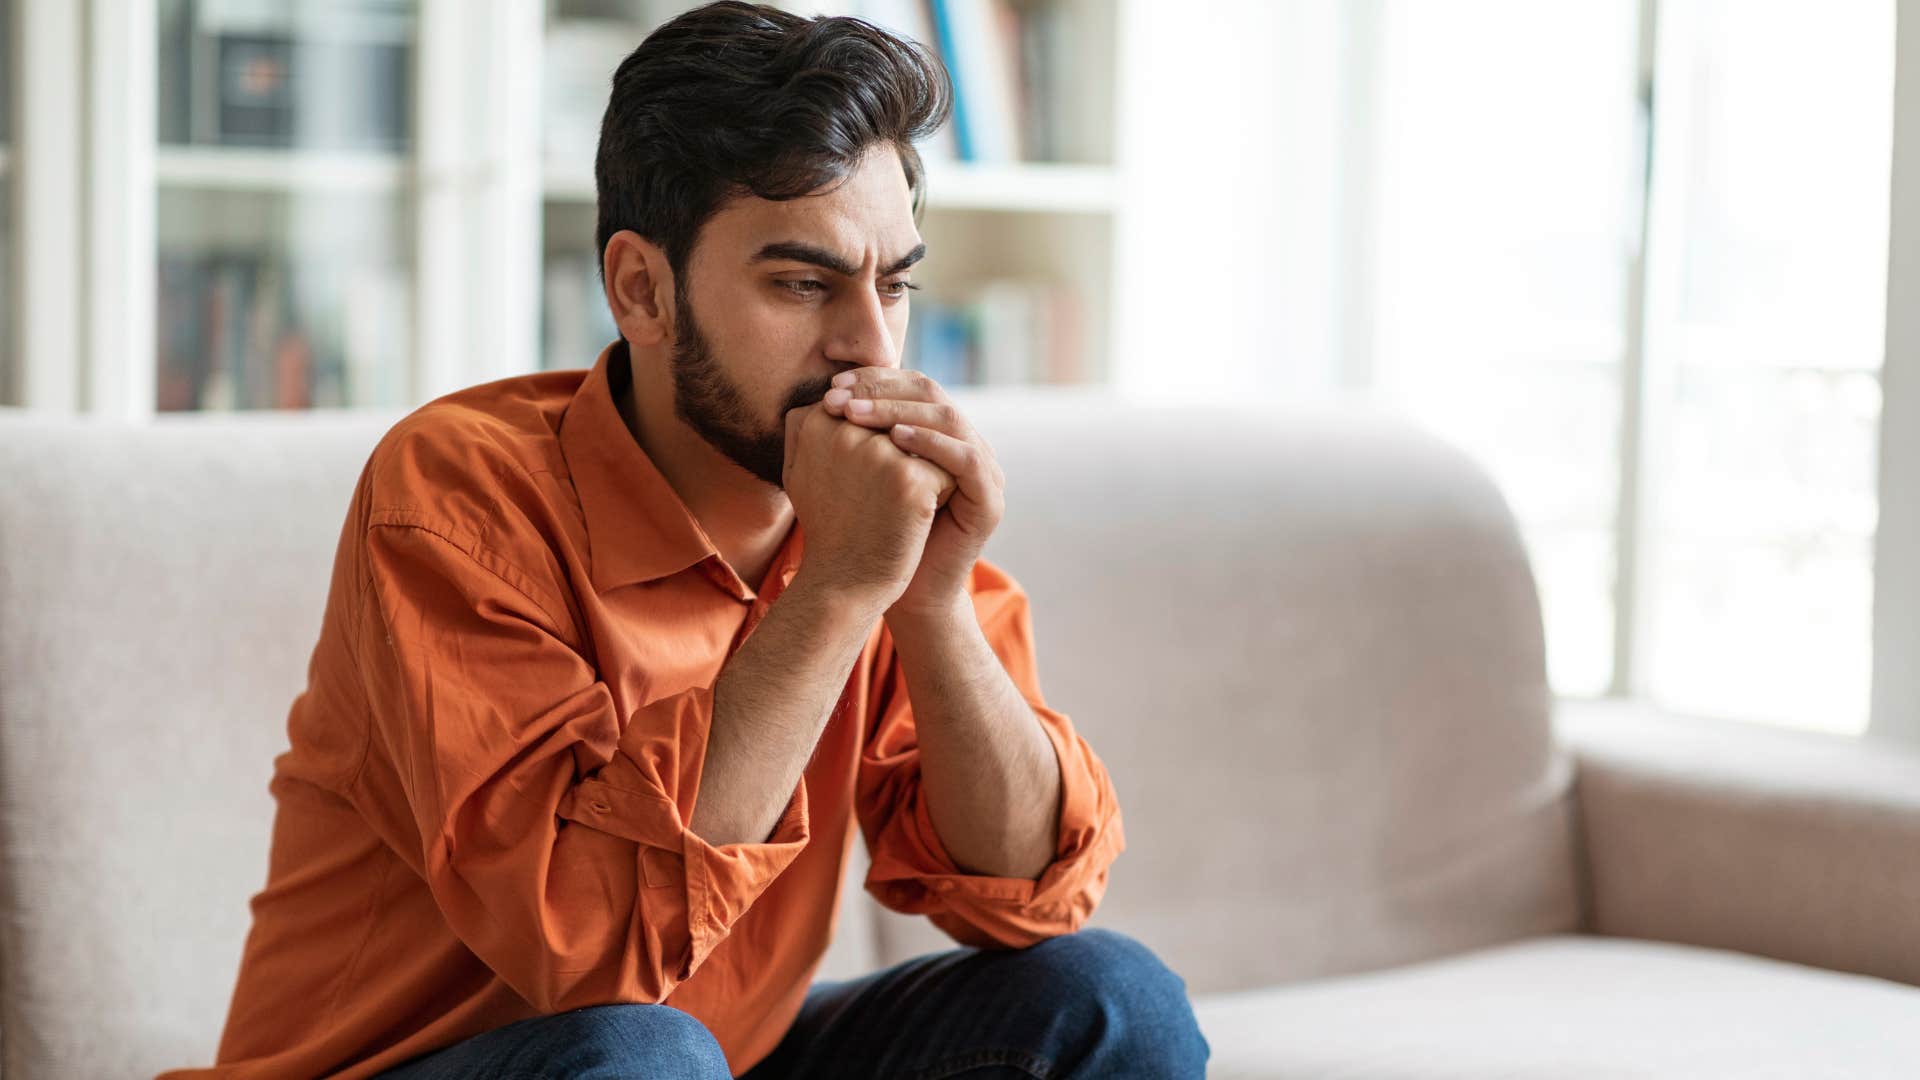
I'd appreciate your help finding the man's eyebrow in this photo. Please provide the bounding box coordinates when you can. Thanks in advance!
[749,240,928,277]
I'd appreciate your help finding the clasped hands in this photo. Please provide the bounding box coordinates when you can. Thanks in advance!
[818,368,1005,623]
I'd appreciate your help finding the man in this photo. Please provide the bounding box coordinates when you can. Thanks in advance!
[160,3,1207,1077]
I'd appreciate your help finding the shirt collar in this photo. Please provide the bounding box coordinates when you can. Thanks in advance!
[557,340,807,600]
[558,339,727,594]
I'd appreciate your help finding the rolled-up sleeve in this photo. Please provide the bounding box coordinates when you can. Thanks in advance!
[355,515,808,1012]
[856,560,1124,949]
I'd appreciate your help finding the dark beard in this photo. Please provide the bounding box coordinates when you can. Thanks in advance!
[668,284,838,488]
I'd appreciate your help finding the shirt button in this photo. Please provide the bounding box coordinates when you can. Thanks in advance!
[589,800,611,814]
[932,880,955,893]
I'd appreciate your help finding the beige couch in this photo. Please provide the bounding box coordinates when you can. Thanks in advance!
[4,391,1920,1079]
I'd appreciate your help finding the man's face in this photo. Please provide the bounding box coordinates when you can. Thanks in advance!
[666,142,926,488]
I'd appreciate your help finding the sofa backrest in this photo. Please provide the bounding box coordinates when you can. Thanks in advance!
[917,391,1584,984]
[0,390,1579,1078]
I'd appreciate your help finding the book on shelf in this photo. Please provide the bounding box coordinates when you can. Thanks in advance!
[909,299,976,386]
[156,250,411,411]
[923,0,1074,164]
[842,0,960,163]
[928,0,1014,163]
[1014,2,1067,164]
[161,0,413,151]
[837,0,1074,165]
[906,277,1085,387]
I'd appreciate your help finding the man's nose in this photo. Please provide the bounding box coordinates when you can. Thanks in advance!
[824,285,901,370]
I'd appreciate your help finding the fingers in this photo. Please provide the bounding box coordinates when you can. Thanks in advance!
[827,367,949,407]
[901,446,958,509]
[817,370,999,513]
[783,404,806,483]
[785,402,872,479]
[824,394,972,443]
[888,423,997,515]
[822,370,999,470]
[794,399,901,461]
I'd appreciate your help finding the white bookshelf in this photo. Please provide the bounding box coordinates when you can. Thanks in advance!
[3,0,1144,416]
[155,146,409,193]
[920,162,1124,214]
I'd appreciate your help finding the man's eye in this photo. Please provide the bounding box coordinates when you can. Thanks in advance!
[780,279,920,299]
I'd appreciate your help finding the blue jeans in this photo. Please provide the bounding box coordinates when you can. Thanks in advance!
[374,927,1210,1079]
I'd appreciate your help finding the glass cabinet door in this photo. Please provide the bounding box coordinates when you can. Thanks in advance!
[154,0,417,411]
[538,0,665,372]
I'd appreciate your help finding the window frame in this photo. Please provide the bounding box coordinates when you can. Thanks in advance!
[1871,0,1920,741]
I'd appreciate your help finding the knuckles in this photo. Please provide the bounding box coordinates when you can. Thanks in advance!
[791,390,999,508]
[886,466,929,505]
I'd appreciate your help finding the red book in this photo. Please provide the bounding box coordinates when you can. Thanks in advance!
[274,330,312,409]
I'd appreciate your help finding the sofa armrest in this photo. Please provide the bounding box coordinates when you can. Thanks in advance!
[1557,699,1920,988]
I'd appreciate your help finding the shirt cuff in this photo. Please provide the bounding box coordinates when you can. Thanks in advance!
[680,774,811,975]
[556,685,813,981]
[871,702,1125,932]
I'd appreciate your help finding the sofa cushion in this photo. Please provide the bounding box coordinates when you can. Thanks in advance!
[1193,933,1920,1079]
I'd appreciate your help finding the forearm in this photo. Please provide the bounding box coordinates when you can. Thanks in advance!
[689,572,881,847]
[888,595,1062,879]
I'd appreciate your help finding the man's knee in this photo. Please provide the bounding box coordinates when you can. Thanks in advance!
[1019,927,1210,1074]
[1025,927,1189,1008]
[540,1003,730,1078]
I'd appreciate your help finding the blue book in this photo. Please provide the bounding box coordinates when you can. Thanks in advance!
[927,0,974,160]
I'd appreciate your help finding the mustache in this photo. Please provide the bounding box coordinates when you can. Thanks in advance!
[781,373,844,415]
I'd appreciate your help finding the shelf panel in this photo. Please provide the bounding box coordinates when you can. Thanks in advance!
[921,161,1121,213]
[156,146,408,193]
[541,157,1120,215]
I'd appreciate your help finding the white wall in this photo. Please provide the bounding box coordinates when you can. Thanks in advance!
[1111,0,1353,402]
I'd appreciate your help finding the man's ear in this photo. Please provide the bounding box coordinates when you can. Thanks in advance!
[603,229,675,347]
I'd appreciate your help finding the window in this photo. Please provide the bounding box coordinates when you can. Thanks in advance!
[1636,0,1893,733]
[1365,0,1642,699]
[1273,0,1894,732]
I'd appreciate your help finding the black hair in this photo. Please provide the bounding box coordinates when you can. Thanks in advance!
[594,0,952,284]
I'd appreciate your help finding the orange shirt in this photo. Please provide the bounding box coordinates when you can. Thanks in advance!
[159,341,1123,1080]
